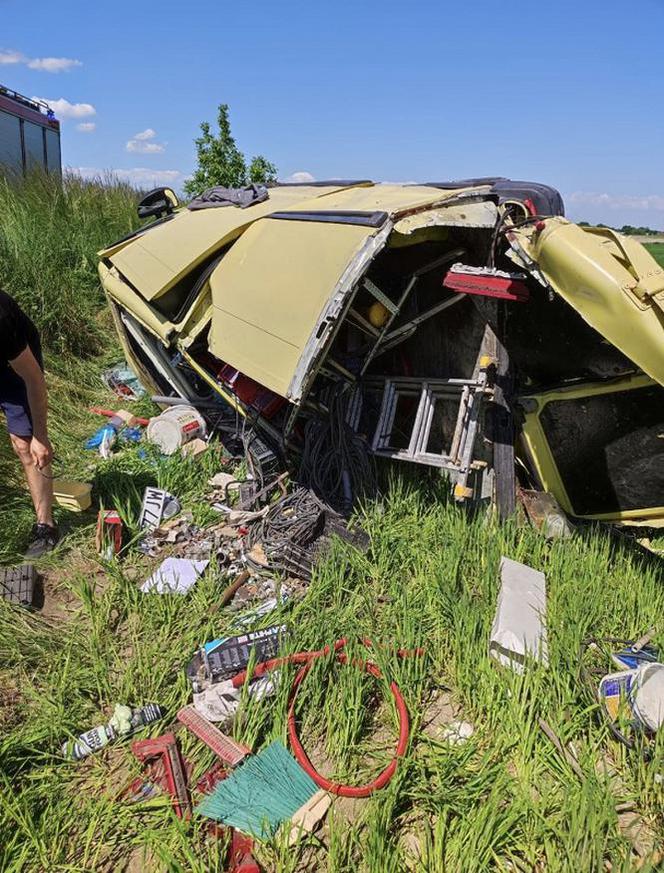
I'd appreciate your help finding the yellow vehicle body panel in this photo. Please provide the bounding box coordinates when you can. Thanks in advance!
[105,184,358,303]
[208,218,379,398]
[203,184,485,400]
[510,219,664,387]
[276,183,483,217]
[98,261,175,342]
[520,373,664,526]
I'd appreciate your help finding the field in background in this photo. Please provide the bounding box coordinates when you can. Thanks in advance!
[0,177,662,871]
[645,242,664,268]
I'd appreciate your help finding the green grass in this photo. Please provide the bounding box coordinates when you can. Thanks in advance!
[645,242,664,268]
[0,178,662,870]
[1,391,663,870]
[0,171,140,356]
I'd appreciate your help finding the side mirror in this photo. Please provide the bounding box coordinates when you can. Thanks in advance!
[137,187,179,220]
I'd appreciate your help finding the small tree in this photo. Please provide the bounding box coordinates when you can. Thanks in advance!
[184,104,277,197]
[248,154,278,184]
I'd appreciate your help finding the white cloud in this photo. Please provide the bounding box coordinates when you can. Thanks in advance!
[126,128,166,154]
[70,166,183,188]
[126,140,165,154]
[282,171,315,183]
[76,122,96,133]
[568,191,664,212]
[32,96,96,119]
[0,49,26,65]
[1,49,82,72]
[27,56,82,73]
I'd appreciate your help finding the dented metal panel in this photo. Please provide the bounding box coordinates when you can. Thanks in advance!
[392,200,498,236]
[275,183,479,219]
[107,185,354,303]
[508,219,664,387]
[98,261,175,342]
[208,218,384,399]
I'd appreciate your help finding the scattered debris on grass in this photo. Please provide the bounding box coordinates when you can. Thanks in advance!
[95,509,123,558]
[489,556,548,673]
[131,731,191,818]
[138,485,181,530]
[101,362,146,400]
[141,556,210,595]
[52,478,92,512]
[439,719,475,746]
[580,632,664,758]
[146,404,207,455]
[187,627,285,692]
[0,563,36,607]
[62,702,163,760]
[6,170,664,867]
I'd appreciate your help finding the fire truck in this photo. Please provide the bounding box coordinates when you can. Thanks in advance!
[0,84,61,177]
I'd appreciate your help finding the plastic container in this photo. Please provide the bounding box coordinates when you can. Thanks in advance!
[146,405,207,455]
[599,661,664,733]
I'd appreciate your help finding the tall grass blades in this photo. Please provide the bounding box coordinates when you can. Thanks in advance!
[0,170,139,357]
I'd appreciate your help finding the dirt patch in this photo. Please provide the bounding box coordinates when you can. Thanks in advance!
[122,844,163,873]
[420,687,459,738]
[329,793,366,827]
[399,821,426,871]
[0,671,22,729]
[597,754,662,865]
[37,551,109,622]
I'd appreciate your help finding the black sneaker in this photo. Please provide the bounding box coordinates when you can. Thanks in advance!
[24,524,59,559]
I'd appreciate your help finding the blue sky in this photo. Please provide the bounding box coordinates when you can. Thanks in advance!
[2,0,663,227]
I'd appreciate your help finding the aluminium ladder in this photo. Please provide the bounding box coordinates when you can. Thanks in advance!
[367,360,493,499]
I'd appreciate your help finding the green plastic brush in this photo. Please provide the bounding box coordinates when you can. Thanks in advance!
[195,739,320,840]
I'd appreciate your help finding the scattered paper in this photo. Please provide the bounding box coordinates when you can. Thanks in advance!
[141,557,209,595]
[182,437,208,458]
[193,672,279,723]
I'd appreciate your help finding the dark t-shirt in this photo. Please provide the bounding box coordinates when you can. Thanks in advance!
[0,290,42,370]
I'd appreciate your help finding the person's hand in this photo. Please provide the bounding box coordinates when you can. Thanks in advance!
[30,436,54,469]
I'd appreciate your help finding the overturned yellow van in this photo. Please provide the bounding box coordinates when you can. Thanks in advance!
[98,178,664,527]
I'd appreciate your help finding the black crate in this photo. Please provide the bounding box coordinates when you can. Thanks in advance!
[0,564,36,607]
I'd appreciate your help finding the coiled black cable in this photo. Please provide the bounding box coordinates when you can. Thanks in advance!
[298,383,376,513]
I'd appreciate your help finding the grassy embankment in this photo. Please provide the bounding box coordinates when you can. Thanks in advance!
[644,242,664,268]
[0,176,662,872]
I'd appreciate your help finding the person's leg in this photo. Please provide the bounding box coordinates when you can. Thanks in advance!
[8,432,54,525]
[1,371,58,556]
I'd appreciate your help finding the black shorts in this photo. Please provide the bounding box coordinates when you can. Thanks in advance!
[0,341,43,438]
[0,366,33,437]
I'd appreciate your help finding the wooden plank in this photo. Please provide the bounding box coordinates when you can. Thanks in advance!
[485,317,516,520]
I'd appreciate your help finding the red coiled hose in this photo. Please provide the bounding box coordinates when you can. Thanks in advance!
[231,638,423,797]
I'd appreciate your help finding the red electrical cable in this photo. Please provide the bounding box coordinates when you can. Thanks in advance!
[231,638,423,797]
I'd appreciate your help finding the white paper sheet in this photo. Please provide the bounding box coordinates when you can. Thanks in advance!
[489,556,548,673]
[141,557,209,594]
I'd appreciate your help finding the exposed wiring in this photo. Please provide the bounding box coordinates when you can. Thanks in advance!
[298,383,376,513]
[488,210,555,269]
[246,486,326,572]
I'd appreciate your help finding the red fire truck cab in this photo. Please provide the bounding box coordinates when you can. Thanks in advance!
[0,85,61,177]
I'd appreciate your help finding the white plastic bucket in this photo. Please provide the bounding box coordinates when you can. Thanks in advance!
[146,405,207,455]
